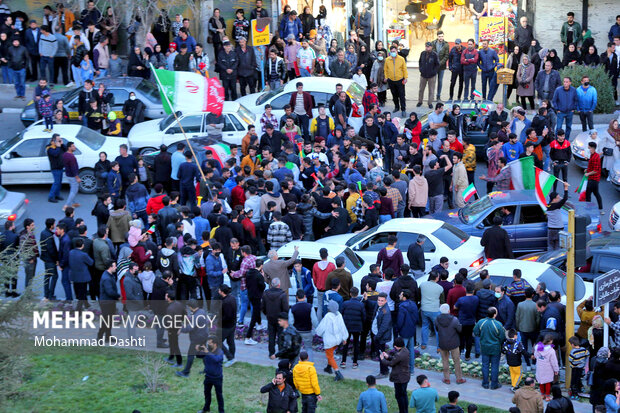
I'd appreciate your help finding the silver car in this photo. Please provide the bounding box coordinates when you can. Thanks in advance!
[0,185,29,228]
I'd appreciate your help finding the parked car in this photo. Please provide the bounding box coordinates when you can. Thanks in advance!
[236,77,366,135]
[467,259,592,312]
[0,123,127,193]
[320,218,485,274]
[611,201,620,230]
[434,190,602,254]
[275,241,371,301]
[570,127,619,170]
[142,137,235,170]
[0,186,29,228]
[20,77,166,126]
[420,100,506,158]
[520,231,620,281]
[127,101,255,154]
[610,159,620,192]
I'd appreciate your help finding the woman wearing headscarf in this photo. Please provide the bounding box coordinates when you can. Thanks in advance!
[562,43,582,67]
[588,316,605,363]
[590,347,610,408]
[300,6,315,39]
[506,45,523,104]
[358,44,372,83]
[545,384,574,413]
[580,29,595,58]
[278,4,291,29]
[516,54,536,110]
[122,92,145,135]
[583,45,600,66]
[370,50,388,107]
[447,104,465,139]
[538,48,549,71]
[604,379,620,413]
[128,46,148,78]
[149,44,166,70]
[326,38,338,76]
[373,40,386,60]
[602,119,620,176]
[404,112,421,146]
[545,49,563,70]
[577,297,604,340]
[528,39,542,82]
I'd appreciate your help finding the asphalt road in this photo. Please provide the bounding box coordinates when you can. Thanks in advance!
[0,112,618,297]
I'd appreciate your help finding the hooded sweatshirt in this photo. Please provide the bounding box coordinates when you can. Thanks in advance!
[376,246,403,277]
[315,300,349,348]
[107,209,131,243]
[157,247,179,277]
[312,260,335,292]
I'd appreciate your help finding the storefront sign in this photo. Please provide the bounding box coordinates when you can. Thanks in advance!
[386,29,406,43]
[593,269,620,308]
[251,18,271,47]
[479,17,507,65]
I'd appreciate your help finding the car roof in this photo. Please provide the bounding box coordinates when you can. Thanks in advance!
[281,77,353,93]
[479,259,553,275]
[373,218,444,232]
[277,241,347,258]
[484,190,538,204]
[23,124,83,138]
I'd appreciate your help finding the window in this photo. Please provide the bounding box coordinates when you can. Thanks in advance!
[312,92,330,107]
[11,139,45,158]
[109,89,129,107]
[482,206,515,227]
[222,115,236,132]
[461,195,493,223]
[228,114,244,131]
[166,115,203,134]
[431,223,469,249]
[359,232,393,252]
[136,79,161,102]
[519,205,546,224]
[78,127,106,150]
[0,132,24,155]
[489,276,511,287]
[598,255,620,274]
[269,92,293,110]
[397,232,436,253]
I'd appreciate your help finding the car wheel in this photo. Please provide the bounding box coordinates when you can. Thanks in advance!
[78,169,97,194]
[139,147,157,155]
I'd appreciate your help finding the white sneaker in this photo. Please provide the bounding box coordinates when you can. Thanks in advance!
[224,359,236,367]
[244,338,258,345]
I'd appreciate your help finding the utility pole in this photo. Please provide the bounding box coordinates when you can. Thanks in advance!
[563,209,575,390]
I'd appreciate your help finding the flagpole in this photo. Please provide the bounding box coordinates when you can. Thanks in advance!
[149,63,207,183]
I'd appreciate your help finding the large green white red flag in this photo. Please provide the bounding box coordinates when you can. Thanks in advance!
[575,174,587,201]
[153,68,209,114]
[508,156,556,211]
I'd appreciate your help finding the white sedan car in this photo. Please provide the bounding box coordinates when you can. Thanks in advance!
[0,122,126,194]
[276,241,371,299]
[320,218,486,274]
[236,77,366,135]
[127,101,255,154]
[466,259,593,317]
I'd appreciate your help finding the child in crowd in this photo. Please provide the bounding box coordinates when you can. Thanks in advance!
[38,91,54,132]
[534,334,559,401]
[502,329,526,392]
[138,261,155,301]
[568,335,588,399]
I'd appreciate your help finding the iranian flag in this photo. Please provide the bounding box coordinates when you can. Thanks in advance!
[153,68,209,114]
[204,143,231,168]
[508,156,557,211]
[472,90,482,99]
[463,183,477,202]
[575,174,587,201]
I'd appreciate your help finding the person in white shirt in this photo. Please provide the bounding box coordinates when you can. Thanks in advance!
[296,39,316,77]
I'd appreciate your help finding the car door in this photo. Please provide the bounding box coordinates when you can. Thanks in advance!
[221,114,242,144]
[514,204,548,252]
[1,138,47,184]
[269,92,293,125]
[351,231,394,264]
[164,114,204,145]
[107,88,130,119]
[472,205,517,246]
[396,231,437,269]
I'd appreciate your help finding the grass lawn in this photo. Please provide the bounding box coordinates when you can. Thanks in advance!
[5,347,505,413]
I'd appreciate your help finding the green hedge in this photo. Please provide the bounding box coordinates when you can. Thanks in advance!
[559,65,615,114]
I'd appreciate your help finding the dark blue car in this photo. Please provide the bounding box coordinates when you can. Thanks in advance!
[434,190,602,254]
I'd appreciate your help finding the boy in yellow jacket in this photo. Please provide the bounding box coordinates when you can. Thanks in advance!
[293,351,322,412]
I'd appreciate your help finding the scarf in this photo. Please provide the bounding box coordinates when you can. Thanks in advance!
[608,120,620,142]
[212,17,224,42]
[520,58,530,84]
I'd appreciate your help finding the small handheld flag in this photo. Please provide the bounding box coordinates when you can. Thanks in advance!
[472,90,482,99]
[357,181,363,197]
[146,225,156,235]
[575,174,587,202]
[311,173,324,187]
[463,183,477,202]
[297,141,304,159]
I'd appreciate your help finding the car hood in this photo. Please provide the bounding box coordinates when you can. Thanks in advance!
[236,93,262,110]
[320,233,357,246]
[127,119,162,142]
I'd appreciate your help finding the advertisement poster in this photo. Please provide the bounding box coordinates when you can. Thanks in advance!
[386,29,406,44]
[479,17,508,65]
[251,18,271,46]
[488,0,518,41]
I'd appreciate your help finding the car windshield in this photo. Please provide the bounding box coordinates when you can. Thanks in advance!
[536,266,585,300]
[0,131,24,155]
[256,86,284,105]
[237,104,256,124]
[431,223,470,249]
[461,196,493,223]
[345,226,379,247]
[347,82,365,105]
[159,112,182,131]
[78,127,106,150]
[136,80,161,102]
[337,248,364,274]
[62,87,81,104]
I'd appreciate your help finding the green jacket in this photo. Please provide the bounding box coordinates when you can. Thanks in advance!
[432,39,450,68]
[473,317,505,356]
[93,237,111,271]
[515,299,540,333]
[560,21,582,46]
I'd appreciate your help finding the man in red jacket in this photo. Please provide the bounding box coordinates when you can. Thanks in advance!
[230,176,246,209]
[312,247,335,321]
[289,82,314,143]
[146,183,166,214]
[585,141,603,214]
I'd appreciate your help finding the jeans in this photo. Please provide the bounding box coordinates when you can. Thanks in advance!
[43,261,59,299]
[421,310,439,346]
[301,393,318,413]
[1,65,10,83]
[519,330,538,366]
[73,281,89,311]
[481,353,501,388]
[97,300,116,340]
[179,185,196,208]
[65,176,79,207]
[40,56,54,82]
[481,70,493,99]
[237,289,249,324]
[298,113,310,141]
[379,214,392,224]
[96,69,107,78]
[61,267,73,300]
[553,163,568,191]
[268,79,281,90]
[203,379,225,413]
[542,145,551,171]
[71,65,81,85]
[579,111,594,131]
[585,180,603,209]
[388,78,406,111]
[317,291,325,321]
[396,206,405,218]
[221,326,236,360]
[9,68,25,96]
[394,381,409,413]
[449,69,463,100]
[436,69,445,100]
[402,336,416,372]
[556,111,573,138]
[221,78,237,101]
[548,228,561,251]
[299,67,312,77]
[463,71,477,100]
[299,330,314,361]
[49,169,63,201]
[473,17,480,43]
[488,72,499,101]
[428,195,443,215]
[24,260,36,288]
[418,76,436,105]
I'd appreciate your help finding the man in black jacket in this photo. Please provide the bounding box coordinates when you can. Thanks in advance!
[514,16,534,54]
[480,216,514,260]
[157,197,180,238]
[153,144,172,193]
[151,270,174,348]
[218,284,238,367]
[259,123,286,157]
[407,234,426,278]
[282,202,304,240]
[341,287,366,368]
[391,264,420,307]
[259,371,298,412]
[97,259,119,341]
[235,37,257,96]
[40,218,58,300]
[46,134,66,203]
[7,37,28,98]
[245,258,266,344]
[418,41,440,109]
[217,41,238,100]
[275,311,302,364]
[78,79,95,126]
[262,277,289,359]
[326,197,350,236]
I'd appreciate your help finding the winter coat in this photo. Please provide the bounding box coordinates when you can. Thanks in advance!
[534,344,559,384]
[205,253,224,288]
[39,228,58,263]
[216,50,238,80]
[293,360,320,396]
[100,270,120,301]
[276,325,302,360]
[502,337,526,367]
[381,347,410,384]
[181,308,209,344]
[325,268,354,300]
[512,386,544,413]
[124,274,144,311]
[419,50,439,79]
[448,46,463,72]
[261,287,289,323]
[106,209,131,243]
[376,247,403,277]
[545,396,575,413]
[534,69,562,100]
[125,182,149,214]
[408,175,428,207]
[391,275,420,306]
[246,268,266,302]
[263,251,297,292]
[496,296,516,330]
[431,39,450,68]
[481,225,514,259]
[473,317,505,356]
[576,86,597,112]
[316,310,348,349]
[260,382,297,413]
[515,299,540,333]
[341,297,366,333]
[157,247,179,278]
[396,299,419,339]
[460,47,479,74]
[475,289,497,320]
[68,249,93,283]
[374,304,392,344]
[297,202,331,241]
[435,313,462,351]
[517,63,535,97]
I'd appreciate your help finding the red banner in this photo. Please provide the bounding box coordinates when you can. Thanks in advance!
[206,77,225,116]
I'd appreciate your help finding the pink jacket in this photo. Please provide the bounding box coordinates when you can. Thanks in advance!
[534,344,559,384]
